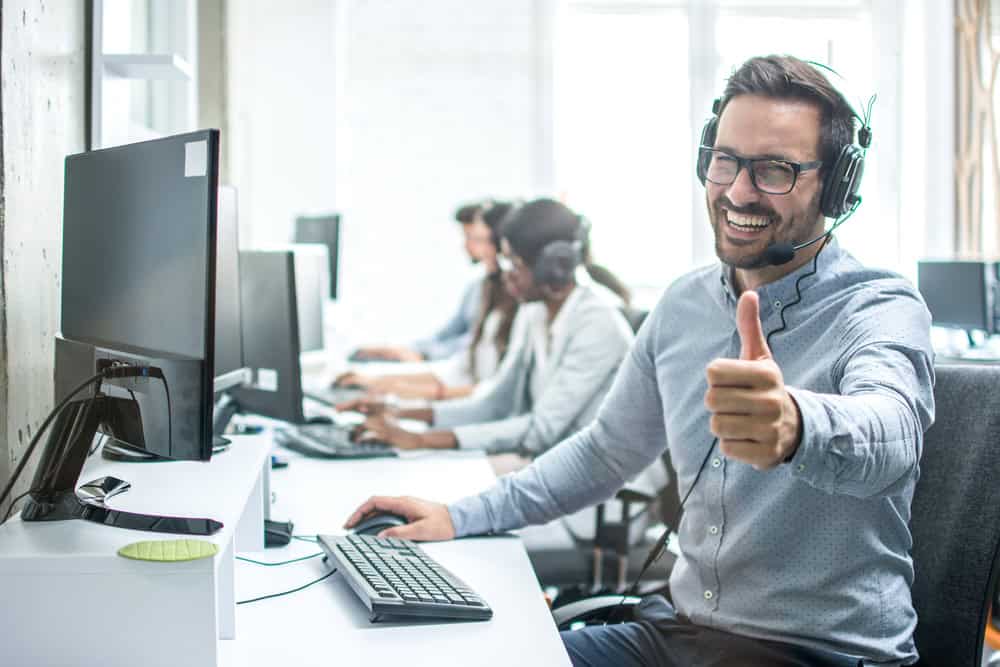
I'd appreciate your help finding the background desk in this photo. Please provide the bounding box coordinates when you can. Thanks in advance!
[219,448,571,666]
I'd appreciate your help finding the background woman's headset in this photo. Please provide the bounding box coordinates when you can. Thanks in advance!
[533,215,591,289]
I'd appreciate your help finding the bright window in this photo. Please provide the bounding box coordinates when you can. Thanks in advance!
[555,1,900,305]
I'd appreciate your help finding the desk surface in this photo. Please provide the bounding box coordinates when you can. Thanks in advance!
[219,449,571,666]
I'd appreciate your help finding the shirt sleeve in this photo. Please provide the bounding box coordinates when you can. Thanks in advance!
[449,310,631,455]
[786,284,935,498]
[412,278,482,360]
[448,303,670,536]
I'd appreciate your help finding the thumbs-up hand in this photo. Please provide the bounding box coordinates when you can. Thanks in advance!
[704,291,803,470]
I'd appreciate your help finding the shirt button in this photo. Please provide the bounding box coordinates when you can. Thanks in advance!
[704,590,714,600]
[711,457,722,468]
[774,300,782,309]
[709,525,719,535]
[797,464,806,472]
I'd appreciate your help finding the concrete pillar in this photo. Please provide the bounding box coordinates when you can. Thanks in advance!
[0,0,86,517]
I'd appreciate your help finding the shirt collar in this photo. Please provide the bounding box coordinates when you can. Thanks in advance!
[716,237,844,319]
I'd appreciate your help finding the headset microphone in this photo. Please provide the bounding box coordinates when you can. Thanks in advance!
[764,231,830,266]
[762,195,860,267]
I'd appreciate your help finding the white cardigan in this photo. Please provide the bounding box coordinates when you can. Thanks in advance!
[432,284,633,456]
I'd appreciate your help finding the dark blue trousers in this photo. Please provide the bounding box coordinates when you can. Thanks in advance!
[561,595,866,667]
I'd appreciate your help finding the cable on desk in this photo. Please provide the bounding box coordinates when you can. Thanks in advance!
[292,534,319,543]
[236,566,338,606]
[2,491,31,523]
[236,552,324,567]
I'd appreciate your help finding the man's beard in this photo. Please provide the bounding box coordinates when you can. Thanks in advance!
[710,193,823,269]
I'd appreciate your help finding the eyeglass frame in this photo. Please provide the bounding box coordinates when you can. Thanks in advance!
[698,146,823,195]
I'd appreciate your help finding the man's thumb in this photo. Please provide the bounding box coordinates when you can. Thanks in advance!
[737,291,771,360]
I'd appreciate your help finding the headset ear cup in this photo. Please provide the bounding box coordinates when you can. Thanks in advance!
[819,145,865,219]
[535,241,579,288]
[697,116,719,185]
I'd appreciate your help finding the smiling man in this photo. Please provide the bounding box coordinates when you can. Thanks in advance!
[344,55,935,666]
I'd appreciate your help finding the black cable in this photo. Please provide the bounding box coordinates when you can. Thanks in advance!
[2,490,31,523]
[89,433,108,457]
[236,566,338,606]
[604,238,836,624]
[0,371,105,518]
[236,552,324,567]
[764,234,831,349]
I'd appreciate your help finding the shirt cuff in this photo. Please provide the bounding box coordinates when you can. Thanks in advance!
[784,386,837,490]
[447,494,493,537]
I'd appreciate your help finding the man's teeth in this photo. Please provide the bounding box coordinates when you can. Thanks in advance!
[726,212,770,230]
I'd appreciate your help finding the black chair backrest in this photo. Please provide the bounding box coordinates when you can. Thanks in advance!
[911,364,1000,666]
[620,307,649,335]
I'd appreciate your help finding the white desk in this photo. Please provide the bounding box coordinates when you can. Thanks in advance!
[0,435,272,667]
[219,449,571,667]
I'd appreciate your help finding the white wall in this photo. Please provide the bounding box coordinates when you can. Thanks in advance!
[0,1,87,513]
[227,0,551,345]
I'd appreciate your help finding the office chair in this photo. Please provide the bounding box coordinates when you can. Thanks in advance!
[527,450,677,605]
[619,306,649,335]
[554,364,1000,667]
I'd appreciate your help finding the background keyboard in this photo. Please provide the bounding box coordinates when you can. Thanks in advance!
[275,425,397,459]
[319,533,493,622]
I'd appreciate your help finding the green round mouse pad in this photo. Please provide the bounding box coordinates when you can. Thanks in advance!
[117,539,219,562]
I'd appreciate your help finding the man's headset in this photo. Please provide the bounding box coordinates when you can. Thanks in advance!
[533,215,591,288]
[696,65,874,266]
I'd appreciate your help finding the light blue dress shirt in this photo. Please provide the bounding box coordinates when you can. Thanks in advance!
[449,239,935,665]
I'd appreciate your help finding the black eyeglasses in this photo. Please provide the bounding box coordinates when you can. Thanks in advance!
[698,146,822,195]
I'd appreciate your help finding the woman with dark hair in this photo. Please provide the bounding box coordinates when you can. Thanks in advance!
[335,201,519,399]
[338,198,634,457]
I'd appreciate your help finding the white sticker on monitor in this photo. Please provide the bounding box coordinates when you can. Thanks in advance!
[255,368,279,392]
[184,140,208,177]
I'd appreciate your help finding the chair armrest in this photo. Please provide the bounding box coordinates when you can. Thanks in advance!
[552,594,642,630]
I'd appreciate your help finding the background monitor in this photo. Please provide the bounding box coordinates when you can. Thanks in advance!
[289,244,328,353]
[231,250,306,424]
[294,213,341,299]
[917,260,997,334]
[58,129,221,461]
[214,184,248,391]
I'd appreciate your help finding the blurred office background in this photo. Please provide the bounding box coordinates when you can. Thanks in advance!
[87,0,955,341]
[0,0,990,517]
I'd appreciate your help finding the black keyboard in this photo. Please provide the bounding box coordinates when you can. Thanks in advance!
[274,425,397,459]
[318,534,493,622]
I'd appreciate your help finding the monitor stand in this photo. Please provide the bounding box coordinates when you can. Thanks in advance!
[21,394,223,535]
[100,436,231,461]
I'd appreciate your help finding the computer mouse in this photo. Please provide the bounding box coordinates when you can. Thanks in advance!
[352,512,408,536]
[306,415,334,425]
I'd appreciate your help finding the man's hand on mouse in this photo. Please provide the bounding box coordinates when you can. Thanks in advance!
[344,495,455,541]
[704,290,803,470]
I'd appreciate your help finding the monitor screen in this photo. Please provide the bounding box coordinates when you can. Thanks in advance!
[294,214,340,298]
[231,250,305,424]
[62,132,219,360]
[214,185,246,390]
[917,260,994,333]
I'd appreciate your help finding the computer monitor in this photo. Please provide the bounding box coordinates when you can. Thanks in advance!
[231,250,307,424]
[917,260,997,334]
[15,130,225,535]
[57,130,222,462]
[294,213,341,298]
[289,244,328,353]
[214,185,248,391]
